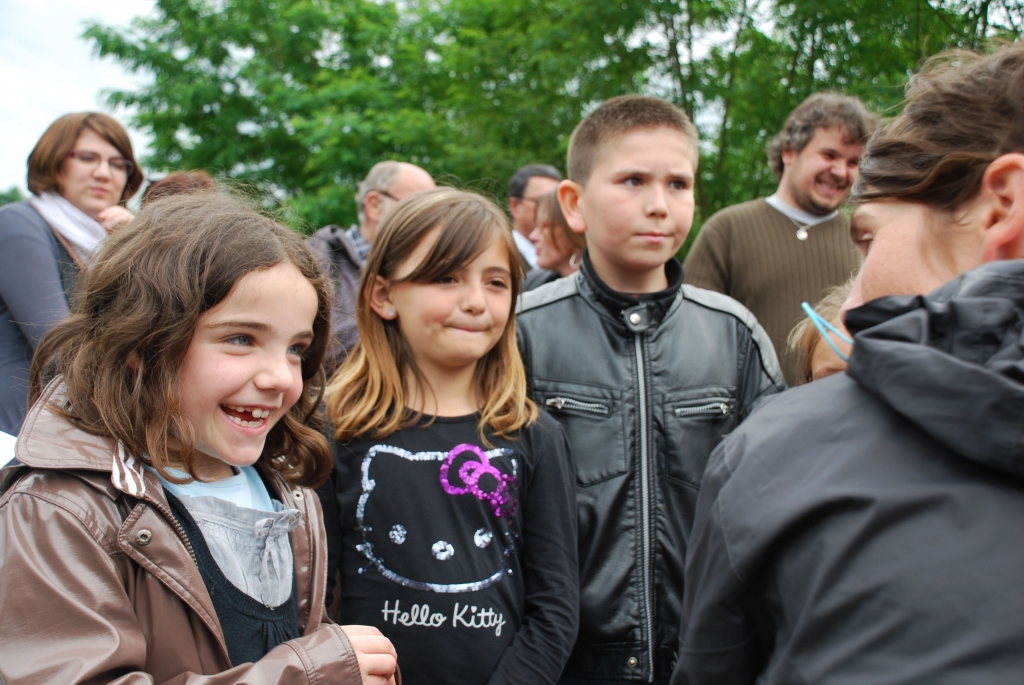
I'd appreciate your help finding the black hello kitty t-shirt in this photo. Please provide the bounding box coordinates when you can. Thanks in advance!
[319,410,579,685]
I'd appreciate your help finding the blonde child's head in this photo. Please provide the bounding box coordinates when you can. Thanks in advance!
[788,278,856,384]
[326,187,537,442]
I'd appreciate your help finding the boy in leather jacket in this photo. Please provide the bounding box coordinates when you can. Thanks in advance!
[516,95,784,684]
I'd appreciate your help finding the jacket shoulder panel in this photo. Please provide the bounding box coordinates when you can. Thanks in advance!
[2,469,125,552]
[681,284,782,382]
[682,284,759,327]
[0,201,54,238]
[517,272,580,314]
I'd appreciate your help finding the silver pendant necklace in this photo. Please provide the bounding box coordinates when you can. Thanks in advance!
[783,214,810,241]
[767,194,836,242]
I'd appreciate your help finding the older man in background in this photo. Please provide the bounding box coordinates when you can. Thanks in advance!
[507,164,562,270]
[307,160,435,368]
[684,93,875,386]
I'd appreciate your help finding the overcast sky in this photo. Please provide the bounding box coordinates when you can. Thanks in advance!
[0,0,155,195]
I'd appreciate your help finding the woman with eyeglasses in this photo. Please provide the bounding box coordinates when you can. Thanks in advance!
[0,112,143,435]
[672,43,1024,684]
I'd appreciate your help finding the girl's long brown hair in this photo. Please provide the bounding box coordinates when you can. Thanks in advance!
[29,193,333,488]
[325,187,537,443]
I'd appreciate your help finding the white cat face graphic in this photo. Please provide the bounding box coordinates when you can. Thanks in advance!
[356,444,519,593]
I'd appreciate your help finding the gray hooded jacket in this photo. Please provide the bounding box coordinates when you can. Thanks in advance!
[305,225,364,371]
[674,259,1024,684]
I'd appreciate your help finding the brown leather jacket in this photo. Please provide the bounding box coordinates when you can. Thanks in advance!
[0,382,364,684]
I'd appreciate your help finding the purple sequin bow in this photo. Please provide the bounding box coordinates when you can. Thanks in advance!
[439,444,517,518]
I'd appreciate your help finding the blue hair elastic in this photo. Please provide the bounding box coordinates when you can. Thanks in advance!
[801,302,853,362]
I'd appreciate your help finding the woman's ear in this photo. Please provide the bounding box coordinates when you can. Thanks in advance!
[367,275,398,320]
[979,153,1024,262]
[558,180,588,235]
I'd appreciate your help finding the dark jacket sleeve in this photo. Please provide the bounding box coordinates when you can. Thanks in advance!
[488,416,580,685]
[305,229,361,371]
[316,466,343,619]
[515,318,536,399]
[0,205,70,348]
[670,435,772,685]
[736,317,786,420]
[683,215,731,296]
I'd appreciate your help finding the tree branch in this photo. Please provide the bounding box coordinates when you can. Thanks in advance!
[712,0,751,183]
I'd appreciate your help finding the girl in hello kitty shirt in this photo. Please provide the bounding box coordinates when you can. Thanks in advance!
[318,187,579,685]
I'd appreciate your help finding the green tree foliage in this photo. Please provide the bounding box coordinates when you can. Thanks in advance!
[640,0,1020,249]
[0,187,25,208]
[86,0,1021,238]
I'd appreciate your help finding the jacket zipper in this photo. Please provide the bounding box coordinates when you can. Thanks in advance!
[633,333,655,682]
[545,396,610,415]
[148,498,198,565]
[147,496,242,660]
[674,401,731,417]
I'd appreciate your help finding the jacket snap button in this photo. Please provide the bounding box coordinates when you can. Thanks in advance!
[627,656,638,667]
[629,312,641,325]
[135,529,153,546]
[293,490,303,500]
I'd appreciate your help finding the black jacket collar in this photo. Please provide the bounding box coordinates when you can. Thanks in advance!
[579,248,684,328]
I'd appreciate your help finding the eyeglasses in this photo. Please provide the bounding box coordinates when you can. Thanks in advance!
[801,302,853,362]
[65,149,136,177]
[378,190,400,202]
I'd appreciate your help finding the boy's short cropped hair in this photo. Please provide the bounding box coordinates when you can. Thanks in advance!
[567,95,698,185]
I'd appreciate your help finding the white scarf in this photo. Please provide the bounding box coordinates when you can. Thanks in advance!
[765,193,839,227]
[30,192,108,261]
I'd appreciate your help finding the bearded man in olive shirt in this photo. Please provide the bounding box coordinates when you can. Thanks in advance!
[684,94,875,386]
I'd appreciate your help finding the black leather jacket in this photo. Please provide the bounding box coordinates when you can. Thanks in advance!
[516,255,783,682]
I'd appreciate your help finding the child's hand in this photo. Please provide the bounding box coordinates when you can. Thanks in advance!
[341,625,398,685]
[96,205,135,233]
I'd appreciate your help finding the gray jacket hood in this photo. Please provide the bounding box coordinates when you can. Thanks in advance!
[845,260,1024,478]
